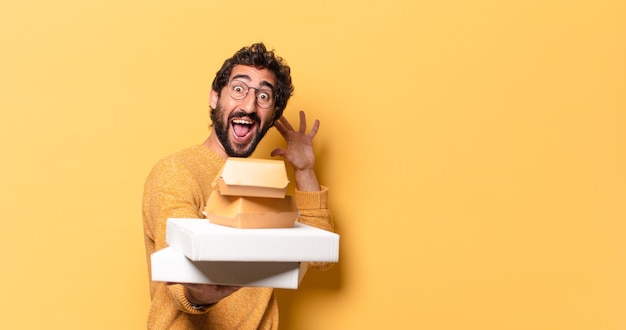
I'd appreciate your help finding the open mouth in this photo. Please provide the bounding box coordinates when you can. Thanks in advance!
[231,118,256,142]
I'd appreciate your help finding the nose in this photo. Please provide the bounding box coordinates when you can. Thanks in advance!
[238,90,258,114]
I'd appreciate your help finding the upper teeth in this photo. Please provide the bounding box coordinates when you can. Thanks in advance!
[233,119,253,125]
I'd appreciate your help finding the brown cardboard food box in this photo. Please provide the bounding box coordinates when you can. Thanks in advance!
[215,157,289,198]
[205,192,298,228]
[205,158,298,228]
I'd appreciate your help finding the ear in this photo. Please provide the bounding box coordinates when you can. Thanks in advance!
[209,89,219,109]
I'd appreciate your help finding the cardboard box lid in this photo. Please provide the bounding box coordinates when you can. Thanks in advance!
[216,158,289,198]
[166,218,340,262]
[151,247,307,289]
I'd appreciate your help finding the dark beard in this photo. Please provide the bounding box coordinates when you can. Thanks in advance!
[212,104,272,157]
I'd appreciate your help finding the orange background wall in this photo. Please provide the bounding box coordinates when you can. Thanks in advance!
[1,1,625,329]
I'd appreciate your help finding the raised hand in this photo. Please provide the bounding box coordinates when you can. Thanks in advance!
[271,110,321,192]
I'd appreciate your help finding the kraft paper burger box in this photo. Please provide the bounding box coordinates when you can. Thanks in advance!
[216,157,289,198]
[165,218,340,262]
[205,193,298,229]
[151,247,308,289]
[206,157,298,228]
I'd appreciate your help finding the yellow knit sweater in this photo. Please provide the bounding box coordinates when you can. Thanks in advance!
[143,144,334,329]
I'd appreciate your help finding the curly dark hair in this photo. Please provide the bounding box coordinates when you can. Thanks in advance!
[211,43,294,122]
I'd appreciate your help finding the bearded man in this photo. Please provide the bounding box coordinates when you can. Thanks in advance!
[142,42,334,329]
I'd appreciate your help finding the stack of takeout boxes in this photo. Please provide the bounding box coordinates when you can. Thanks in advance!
[151,158,340,289]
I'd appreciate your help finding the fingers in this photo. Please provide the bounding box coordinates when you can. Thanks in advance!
[221,285,242,295]
[274,111,320,137]
[181,283,242,305]
[309,119,320,138]
[270,147,286,158]
[274,115,295,135]
[273,117,288,137]
[298,110,307,133]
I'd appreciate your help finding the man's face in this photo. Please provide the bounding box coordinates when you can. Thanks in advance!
[210,65,277,157]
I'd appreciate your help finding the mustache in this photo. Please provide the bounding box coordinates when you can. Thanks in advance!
[229,110,261,124]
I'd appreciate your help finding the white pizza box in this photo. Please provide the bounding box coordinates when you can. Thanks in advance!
[215,158,289,199]
[151,247,307,289]
[166,218,339,262]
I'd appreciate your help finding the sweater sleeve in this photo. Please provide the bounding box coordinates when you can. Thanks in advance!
[143,158,212,315]
[294,185,336,271]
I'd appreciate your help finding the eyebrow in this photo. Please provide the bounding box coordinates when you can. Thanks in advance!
[231,74,275,90]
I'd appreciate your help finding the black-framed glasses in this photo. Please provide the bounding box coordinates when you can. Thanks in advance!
[227,80,275,109]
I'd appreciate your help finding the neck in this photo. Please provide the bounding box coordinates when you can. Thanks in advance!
[202,131,229,160]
